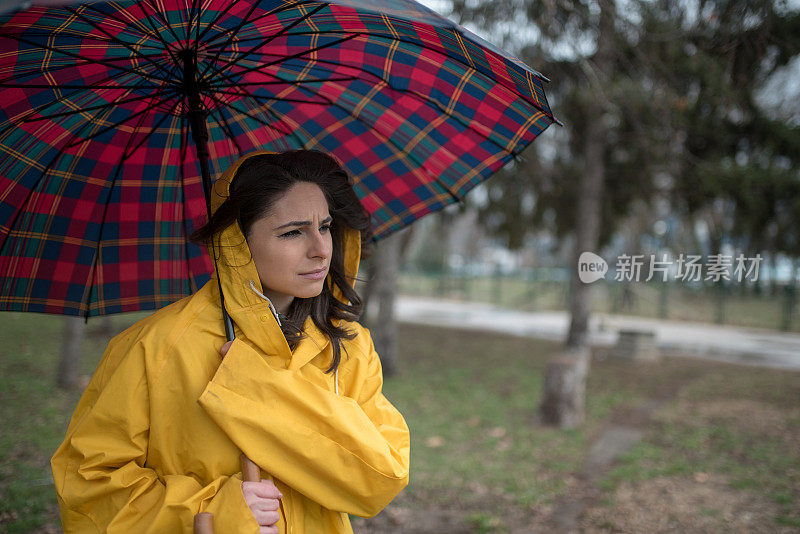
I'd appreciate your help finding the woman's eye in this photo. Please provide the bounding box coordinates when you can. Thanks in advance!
[279,229,301,238]
[320,224,331,232]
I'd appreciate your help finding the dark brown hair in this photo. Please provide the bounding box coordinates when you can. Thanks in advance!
[192,150,372,373]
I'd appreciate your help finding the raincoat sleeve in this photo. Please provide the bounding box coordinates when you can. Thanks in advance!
[50,335,259,534]
[197,326,410,518]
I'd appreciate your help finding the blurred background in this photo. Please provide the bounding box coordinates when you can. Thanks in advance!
[2,0,800,532]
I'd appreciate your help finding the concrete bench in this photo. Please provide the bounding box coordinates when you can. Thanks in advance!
[612,329,659,361]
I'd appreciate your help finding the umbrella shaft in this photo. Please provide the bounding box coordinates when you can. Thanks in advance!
[181,49,213,217]
[181,49,235,343]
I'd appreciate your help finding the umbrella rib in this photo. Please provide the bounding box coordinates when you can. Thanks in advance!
[202,91,296,142]
[134,0,183,69]
[209,75,358,88]
[199,0,319,47]
[235,83,467,199]
[65,6,176,82]
[140,0,184,49]
[235,91,313,149]
[21,89,177,123]
[211,33,360,87]
[190,0,242,44]
[0,81,165,90]
[222,28,555,120]
[238,51,535,156]
[204,27,367,47]
[67,2,160,43]
[207,88,331,106]
[177,112,199,294]
[0,76,146,239]
[0,81,120,137]
[2,53,173,87]
[0,142,68,261]
[189,0,204,56]
[64,88,181,149]
[252,98,310,149]
[82,102,158,318]
[200,2,328,82]
[8,30,165,51]
[0,87,130,289]
[64,2,166,43]
[120,103,181,161]
[197,0,275,82]
[2,33,174,86]
[207,105,244,157]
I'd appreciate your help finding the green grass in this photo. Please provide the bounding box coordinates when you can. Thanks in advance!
[598,365,800,528]
[2,313,799,532]
[0,312,147,533]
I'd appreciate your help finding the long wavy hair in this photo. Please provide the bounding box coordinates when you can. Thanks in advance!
[192,150,372,374]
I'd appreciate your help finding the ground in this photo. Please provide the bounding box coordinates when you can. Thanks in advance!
[1,314,798,533]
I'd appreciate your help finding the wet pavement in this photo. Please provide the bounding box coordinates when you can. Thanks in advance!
[396,295,800,371]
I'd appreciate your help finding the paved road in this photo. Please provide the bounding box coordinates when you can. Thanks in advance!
[395,295,800,371]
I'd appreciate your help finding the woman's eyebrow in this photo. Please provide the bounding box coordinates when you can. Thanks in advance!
[275,216,332,230]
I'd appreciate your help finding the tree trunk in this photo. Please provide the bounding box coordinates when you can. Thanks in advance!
[365,232,402,376]
[57,316,85,389]
[564,1,613,348]
[539,348,591,429]
[542,0,614,427]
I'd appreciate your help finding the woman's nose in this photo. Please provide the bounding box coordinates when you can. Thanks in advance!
[308,229,331,258]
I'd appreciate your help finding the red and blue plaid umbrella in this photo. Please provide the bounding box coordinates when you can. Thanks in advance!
[0,0,555,317]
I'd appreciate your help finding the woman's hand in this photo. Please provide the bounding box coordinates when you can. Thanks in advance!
[224,342,281,532]
[242,479,282,534]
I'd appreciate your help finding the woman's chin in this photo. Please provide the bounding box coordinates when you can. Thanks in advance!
[294,283,325,299]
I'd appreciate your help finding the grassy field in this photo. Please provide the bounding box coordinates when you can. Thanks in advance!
[1,313,799,533]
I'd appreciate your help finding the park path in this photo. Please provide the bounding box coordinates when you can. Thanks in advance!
[396,295,800,370]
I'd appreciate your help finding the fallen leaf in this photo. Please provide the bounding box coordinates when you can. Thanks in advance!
[488,426,506,438]
[425,436,445,448]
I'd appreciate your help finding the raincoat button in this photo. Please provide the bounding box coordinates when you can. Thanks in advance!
[260,313,269,321]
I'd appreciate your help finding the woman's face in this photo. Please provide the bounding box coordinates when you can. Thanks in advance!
[246,182,333,315]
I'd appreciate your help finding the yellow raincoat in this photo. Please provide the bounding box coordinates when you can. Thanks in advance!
[51,153,411,533]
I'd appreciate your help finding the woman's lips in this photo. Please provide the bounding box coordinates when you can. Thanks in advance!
[300,268,327,280]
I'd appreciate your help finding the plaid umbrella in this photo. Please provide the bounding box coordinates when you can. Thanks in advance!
[0,0,556,318]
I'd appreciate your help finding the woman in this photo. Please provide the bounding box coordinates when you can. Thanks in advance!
[51,150,411,533]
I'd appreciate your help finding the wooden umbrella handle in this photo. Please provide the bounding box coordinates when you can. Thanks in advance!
[193,512,214,534]
[241,453,261,482]
[193,455,261,533]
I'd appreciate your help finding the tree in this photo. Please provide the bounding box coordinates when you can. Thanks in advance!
[446,0,800,426]
[57,316,85,389]
[362,228,416,376]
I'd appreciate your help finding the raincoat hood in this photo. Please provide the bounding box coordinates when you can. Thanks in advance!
[207,150,362,370]
[209,149,361,307]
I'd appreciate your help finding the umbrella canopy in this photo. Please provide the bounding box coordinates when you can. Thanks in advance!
[0,0,555,317]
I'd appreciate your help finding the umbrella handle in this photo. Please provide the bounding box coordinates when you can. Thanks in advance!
[241,453,261,482]
[193,512,214,534]
[192,455,262,533]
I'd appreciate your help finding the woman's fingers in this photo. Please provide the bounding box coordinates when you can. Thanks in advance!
[252,509,280,526]
[242,480,283,499]
[260,527,278,534]
[220,340,233,356]
[254,498,280,512]
[242,480,282,527]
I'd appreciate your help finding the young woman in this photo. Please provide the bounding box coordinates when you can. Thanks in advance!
[51,150,411,533]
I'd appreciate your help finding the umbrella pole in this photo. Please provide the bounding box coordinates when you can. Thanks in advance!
[182,49,265,534]
[182,50,235,342]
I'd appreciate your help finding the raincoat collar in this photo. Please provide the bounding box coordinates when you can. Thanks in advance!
[208,150,362,370]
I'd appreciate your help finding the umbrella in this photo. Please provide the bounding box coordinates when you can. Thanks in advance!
[0,0,556,320]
